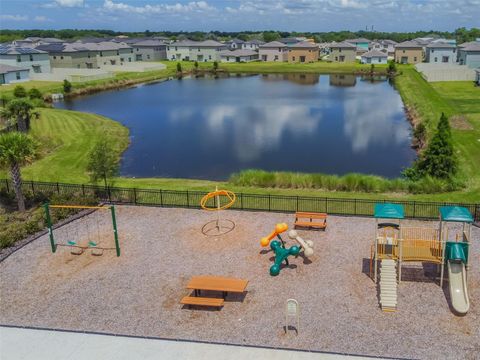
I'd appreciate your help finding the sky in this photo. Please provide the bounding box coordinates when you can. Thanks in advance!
[0,0,478,32]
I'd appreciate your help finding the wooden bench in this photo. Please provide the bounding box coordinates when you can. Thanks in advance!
[294,212,327,230]
[180,296,224,308]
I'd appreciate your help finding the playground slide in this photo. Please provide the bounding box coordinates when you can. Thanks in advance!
[447,261,470,314]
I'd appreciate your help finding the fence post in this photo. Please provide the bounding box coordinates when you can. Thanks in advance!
[186,190,190,208]
[326,198,329,213]
[296,196,299,212]
[5,179,9,193]
[56,182,60,194]
[268,194,271,211]
[30,181,35,196]
[160,189,163,207]
[354,198,357,215]
[82,184,85,197]
[107,186,111,203]
[240,193,243,210]
[413,201,416,218]
[133,188,137,205]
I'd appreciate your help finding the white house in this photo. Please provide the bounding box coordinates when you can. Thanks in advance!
[242,40,265,51]
[166,40,226,62]
[369,39,397,57]
[0,64,29,84]
[458,41,480,69]
[0,45,50,74]
[425,42,457,64]
[259,41,288,62]
[361,49,388,64]
[166,40,195,61]
[219,49,259,63]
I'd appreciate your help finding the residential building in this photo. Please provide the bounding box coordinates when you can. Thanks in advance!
[166,40,193,61]
[166,40,226,62]
[345,38,371,52]
[0,45,50,73]
[476,69,480,85]
[369,40,397,57]
[287,41,319,63]
[242,40,265,51]
[219,49,259,62]
[329,42,356,62]
[132,40,167,61]
[259,41,288,62]
[13,37,63,47]
[225,38,245,50]
[279,38,301,45]
[394,41,423,64]
[0,64,29,84]
[361,49,388,64]
[458,42,480,69]
[425,42,457,64]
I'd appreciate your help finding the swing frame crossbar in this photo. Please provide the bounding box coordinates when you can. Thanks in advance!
[44,202,121,257]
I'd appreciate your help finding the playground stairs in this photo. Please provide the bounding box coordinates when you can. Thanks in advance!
[379,259,398,312]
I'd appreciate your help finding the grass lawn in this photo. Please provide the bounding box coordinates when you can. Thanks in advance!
[1,63,479,203]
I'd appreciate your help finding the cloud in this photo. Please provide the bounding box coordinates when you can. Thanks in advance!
[0,14,28,21]
[34,15,52,22]
[102,0,215,14]
[42,0,84,8]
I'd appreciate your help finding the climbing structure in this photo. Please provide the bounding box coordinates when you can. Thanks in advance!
[379,259,398,312]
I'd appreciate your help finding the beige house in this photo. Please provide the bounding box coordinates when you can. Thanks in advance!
[329,42,356,62]
[259,41,288,62]
[395,41,423,64]
[287,41,319,63]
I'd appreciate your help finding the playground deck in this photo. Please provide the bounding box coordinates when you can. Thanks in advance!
[0,206,478,359]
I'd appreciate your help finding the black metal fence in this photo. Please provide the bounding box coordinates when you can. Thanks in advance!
[1,179,479,222]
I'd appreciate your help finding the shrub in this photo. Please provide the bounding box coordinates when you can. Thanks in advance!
[213,61,218,71]
[28,88,42,100]
[176,62,182,73]
[13,85,27,98]
[63,79,72,93]
[388,60,397,73]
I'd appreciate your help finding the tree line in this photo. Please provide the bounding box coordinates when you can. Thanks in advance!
[1,27,479,44]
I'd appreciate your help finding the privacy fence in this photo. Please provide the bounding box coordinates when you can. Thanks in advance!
[1,179,479,222]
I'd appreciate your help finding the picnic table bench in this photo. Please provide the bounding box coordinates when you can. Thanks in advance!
[180,275,248,309]
[294,212,327,230]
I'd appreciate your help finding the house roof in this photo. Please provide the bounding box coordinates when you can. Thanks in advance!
[279,37,301,44]
[458,42,480,51]
[345,38,371,43]
[133,40,166,47]
[0,64,29,74]
[288,41,318,49]
[219,49,258,57]
[330,41,356,49]
[245,39,265,45]
[439,206,473,223]
[362,49,388,58]
[170,40,224,47]
[226,38,245,44]
[374,203,405,220]
[37,41,132,53]
[396,41,423,49]
[260,41,287,48]
[0,45,47,55]
[426,42,456,48]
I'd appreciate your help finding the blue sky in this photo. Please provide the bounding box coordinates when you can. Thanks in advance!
[0,0,478,32]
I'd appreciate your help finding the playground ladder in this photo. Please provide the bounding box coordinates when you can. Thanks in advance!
[379,259,397,312]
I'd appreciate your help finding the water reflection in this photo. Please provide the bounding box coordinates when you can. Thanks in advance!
[55,75,415,179]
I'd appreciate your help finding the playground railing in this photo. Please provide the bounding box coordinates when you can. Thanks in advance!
[1,179,479,222]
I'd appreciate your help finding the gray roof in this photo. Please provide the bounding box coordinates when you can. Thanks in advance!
[458,42,480,51]
[37,41,131,53]
[362,49,388,58]
[0,45,47,55]
[245,39,265,45]
[226,38,245,44]
[330,41,356,49]
[288,41,318,49]
[345,38,371,43]
[260,41,286,48]
[426,42,456,48]
[0,64,29,74]
[396,41,423,49]
[219,49,258,57]
[132,40,166,47]
[279,38,301,44]
[170,40,225,48]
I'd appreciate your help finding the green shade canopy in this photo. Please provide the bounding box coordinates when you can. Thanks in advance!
[374,203,405,219]
[439,206,473,223]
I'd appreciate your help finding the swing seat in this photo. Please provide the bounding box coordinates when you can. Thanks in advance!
[67,240,77,246]
[88,241,104,256]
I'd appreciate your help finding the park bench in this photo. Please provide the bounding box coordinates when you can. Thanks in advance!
[180,296,224,308]
[294,212,327,230]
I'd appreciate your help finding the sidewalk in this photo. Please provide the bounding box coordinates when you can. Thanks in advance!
[0,326,374,360]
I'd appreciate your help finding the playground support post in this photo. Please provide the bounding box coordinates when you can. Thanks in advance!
[440,219,446,286]
[44,202,56,253]
[110,205,120,257]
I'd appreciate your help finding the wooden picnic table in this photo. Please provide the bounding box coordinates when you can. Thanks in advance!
[187,275,248,298]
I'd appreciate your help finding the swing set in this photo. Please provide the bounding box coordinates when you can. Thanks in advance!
[44,203,120,257]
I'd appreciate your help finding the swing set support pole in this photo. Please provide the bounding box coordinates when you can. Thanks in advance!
[110,205,120,257]
[44,202,56,253]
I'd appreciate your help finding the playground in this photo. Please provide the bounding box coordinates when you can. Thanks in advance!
[0,205,479,359]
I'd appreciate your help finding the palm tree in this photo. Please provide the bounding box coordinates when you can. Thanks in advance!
[0,98,39,132]
[0,132,37,211]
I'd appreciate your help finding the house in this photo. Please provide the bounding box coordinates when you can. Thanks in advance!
[287,41,319,63]
[329,42,356,62]
[242,40,265,51]
[259,41,288,62]
[425,42,457,64]
[369,40,397,57]
[166,40,193,61]
[0,64,29,84]
[361,49,388,64]
[131,40,167,61]
[13,37,63,47]
[167,40,226,62]
[476,69,480,85]
[219,49,259,63]
[458,41,480,69]
[279,38,301,45]
[345,38,371,54]
[225,38,245,50]
[394,41,423,64]
[0,45,50,73]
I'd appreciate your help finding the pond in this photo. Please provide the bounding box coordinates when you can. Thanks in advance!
[56,73,416,180]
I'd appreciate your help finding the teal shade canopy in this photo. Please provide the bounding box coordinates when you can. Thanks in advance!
[374,203,405,219]
[439,206,473,223]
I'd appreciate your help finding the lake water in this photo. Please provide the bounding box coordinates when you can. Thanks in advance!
[56,74,416,180]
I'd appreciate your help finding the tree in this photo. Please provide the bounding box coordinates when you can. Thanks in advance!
[387,60,397,74]
[194,61,199,73]
[86,139,119,188]
[0,132,37,211]
[413,122,426,149]
[63,79,72,93]
[412,113,457,179]
[213,61,218,72]
[13,85,27,98]
[263,31,280,42]
[176,62,182,73]
[28,88,42,100]
[0,98,39,132]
